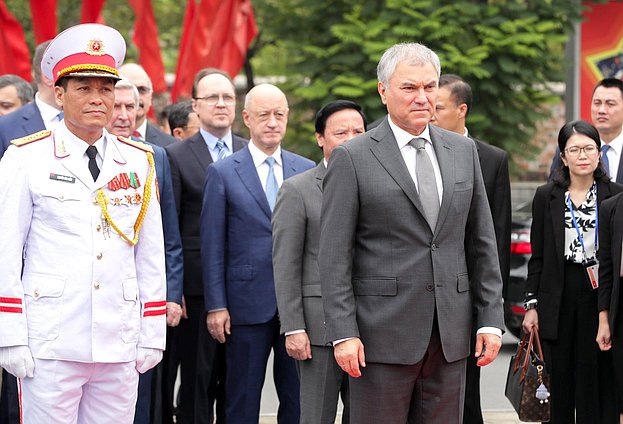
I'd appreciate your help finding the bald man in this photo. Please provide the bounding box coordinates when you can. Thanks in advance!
[201,84,314,423]
[118,63,176,147]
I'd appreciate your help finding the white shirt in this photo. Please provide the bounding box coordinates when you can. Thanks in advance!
[200,128,233,162]
[35,93,63,131]
[135,120,147,140]
[389,116,443,203]
[603,130,623,181]
[248,140,283,190]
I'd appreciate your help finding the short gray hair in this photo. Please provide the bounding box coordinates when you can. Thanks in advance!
[377,43,441,86]
[115,78,139,107]
[0,75,34,106]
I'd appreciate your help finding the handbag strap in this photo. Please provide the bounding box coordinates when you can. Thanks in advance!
[520,329,536,383]
[532,328,545,360]
[513,331,530,373]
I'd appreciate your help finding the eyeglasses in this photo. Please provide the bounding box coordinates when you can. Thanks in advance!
[564,145,599,156]
[136,85,151,95]
[194,94,235,106]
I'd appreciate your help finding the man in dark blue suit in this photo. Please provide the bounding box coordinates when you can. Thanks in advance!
[0,41,61,160]
[0,40,62,424]
[202,84,313,423]
[106,79,184,424]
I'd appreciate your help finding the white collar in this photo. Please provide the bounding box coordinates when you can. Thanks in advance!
[248,140,282,168]
[387,115,432,149]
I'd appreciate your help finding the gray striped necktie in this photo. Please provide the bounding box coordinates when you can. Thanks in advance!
[215,139,227,161]
[410,137,439,228]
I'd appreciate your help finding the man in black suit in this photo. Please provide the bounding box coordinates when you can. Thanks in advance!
[0,41,61,159]
[118,63,176,148]
[166,68,247,424]
[0,75,34,117]
[431,74,511,424]
[549,78,623,181]
[167,101,200,141]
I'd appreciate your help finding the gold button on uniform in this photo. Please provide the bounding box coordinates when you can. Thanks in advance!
[33,289,40,298]
[96,225,101,232]
[94,282,100,289]
[96,253,103,260]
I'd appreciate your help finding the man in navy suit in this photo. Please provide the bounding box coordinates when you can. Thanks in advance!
[118,63,176,148]
[202,83,313,423]
[106,79,184,424]
[166,68,247,424]
[0,41,61,160]
[549,78,623,181]
[0,40,62,424]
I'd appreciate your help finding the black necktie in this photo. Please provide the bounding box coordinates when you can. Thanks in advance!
[86,145,100,181]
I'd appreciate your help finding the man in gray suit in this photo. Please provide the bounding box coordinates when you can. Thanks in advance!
[318,43,505,423]
[272,100,367,424]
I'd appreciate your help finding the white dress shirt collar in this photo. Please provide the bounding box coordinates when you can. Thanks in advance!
[35,93,62,131]
[387,115,433,148]
[136,120,147,140]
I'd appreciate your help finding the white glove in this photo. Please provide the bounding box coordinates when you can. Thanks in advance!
[0,346,34,378]
[135,348,163,374]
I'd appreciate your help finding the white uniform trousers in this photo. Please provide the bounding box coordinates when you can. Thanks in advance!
[20,358,139,424]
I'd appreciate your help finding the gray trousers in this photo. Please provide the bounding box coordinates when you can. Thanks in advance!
[349,323,466,424]
[298,344,349,424]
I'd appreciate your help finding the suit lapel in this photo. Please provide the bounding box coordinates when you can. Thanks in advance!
[235,147,272,219]
[189,133,213,171]
[550,184,566,269]
[430,127,455,235]
[314,162,325,193]
[368,120,426,220]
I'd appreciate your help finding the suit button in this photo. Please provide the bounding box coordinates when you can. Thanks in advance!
[96,253,103,260]
[431,244,438,250]
[94,282,101,289]
[426,284,434,292]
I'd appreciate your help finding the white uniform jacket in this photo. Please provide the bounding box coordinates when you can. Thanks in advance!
[0,123,166,363]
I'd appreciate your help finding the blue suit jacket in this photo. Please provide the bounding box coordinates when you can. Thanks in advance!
[201,146,314,325]
[140,139,184,305]
[0,102,46,159]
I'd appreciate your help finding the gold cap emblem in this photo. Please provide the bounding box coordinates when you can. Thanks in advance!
[86,39,105,56]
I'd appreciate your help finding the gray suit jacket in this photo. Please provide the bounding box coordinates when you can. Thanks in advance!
[319,118,504,364]
[272,163,326,345]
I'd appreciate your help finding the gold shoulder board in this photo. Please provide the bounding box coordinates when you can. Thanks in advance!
[11,130,52,147]
[117,136,154,154]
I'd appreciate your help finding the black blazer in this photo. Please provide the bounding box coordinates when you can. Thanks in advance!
[165,131,247,296]
[526,180,623,340]
[468,138,511,295]
[598,192,623,332]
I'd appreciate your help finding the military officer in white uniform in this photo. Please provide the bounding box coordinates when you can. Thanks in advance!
[0,24,166,423]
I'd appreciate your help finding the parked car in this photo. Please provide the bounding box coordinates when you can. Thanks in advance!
[504,200,532,338]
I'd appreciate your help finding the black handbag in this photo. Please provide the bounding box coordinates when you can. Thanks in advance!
[505,328,551,422]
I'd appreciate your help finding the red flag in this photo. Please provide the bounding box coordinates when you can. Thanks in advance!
[170,0,199,101]
[171,0,258,101]
[128,0,167,93]
[0,1,31,80]
[81,0,106,23]
[29,0,57,44]
[212,0,257,77]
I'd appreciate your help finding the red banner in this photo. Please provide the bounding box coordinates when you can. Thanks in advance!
[580,1,623,120]
[171,0,258,101]
[128,0,167,93]
[29,0,57,44]
[81,0,106,23]
[0,1,31,80]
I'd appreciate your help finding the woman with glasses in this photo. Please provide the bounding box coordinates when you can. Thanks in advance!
[523,120,621,423]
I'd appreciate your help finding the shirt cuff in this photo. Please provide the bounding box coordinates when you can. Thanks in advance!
[285,329,306,336]
[477,327,503,338]
[207,308,227,313]
[332,337,354,346]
